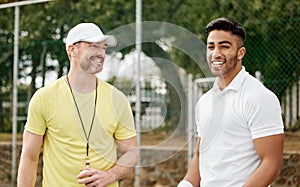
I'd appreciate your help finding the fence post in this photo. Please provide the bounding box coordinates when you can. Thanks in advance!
[187,74,193,166]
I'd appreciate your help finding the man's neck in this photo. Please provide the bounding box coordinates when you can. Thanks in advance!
[217,66,242,90]
[66,72,97,93]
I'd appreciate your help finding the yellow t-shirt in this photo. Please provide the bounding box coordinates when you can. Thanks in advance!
[25,76,136,187]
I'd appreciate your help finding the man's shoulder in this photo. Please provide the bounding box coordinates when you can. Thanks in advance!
[98,79,128,99]
[33,77,65,98]
[242,74,279,105]
[245,74,273,93]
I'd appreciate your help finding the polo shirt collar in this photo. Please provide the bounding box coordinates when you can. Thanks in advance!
[212,66,247,92]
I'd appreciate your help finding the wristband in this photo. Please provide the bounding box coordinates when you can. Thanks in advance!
[177,180,193,187]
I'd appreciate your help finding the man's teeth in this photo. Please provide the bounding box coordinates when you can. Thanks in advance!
[212,61,223,65]
[92,59,101,63]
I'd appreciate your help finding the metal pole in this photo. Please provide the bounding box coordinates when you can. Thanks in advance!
[12,5,20,187]
[187,74,193,165]
[134,0,142,186]
[3,1,54,186]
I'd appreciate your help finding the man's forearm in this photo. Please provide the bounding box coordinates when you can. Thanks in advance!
[243,159,281,187]
[245,134,284,187]
[181,137,201,187]
[106,148,139,183]
[17,157,39,187]
[183,153,201,187]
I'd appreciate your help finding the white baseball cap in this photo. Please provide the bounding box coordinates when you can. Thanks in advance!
[65,23,117,50]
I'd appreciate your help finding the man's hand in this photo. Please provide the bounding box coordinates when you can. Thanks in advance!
[77,167,114,187]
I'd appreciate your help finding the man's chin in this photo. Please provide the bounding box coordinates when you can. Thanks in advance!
[90,67,103,75]
[210,67,223,76]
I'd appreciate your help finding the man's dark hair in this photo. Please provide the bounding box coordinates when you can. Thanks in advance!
[206,17,246,45]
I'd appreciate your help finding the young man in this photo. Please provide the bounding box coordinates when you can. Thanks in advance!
[17,23,139,187]
[178,17,284,187]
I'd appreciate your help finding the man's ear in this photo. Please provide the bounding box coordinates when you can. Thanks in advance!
[237,47,246,60]
[67,45,76,56]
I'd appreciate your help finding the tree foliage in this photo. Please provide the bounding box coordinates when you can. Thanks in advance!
[0,0,299,131]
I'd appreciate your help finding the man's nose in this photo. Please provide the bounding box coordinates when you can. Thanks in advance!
[96,49,105,57]
[212,47,221,58]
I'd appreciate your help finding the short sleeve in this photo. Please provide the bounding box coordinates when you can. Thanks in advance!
[112,88,136,140]
[25,89,47,135]
[246,89,284,139]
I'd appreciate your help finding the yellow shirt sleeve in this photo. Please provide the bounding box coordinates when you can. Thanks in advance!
[25,88,47,135]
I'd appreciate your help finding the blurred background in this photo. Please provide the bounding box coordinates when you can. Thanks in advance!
[0,0,299,186]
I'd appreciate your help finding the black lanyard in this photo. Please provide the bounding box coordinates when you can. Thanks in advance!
[66,75,98,167]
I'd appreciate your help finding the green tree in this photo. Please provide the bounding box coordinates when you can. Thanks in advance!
[1,0,299,132]
[0,7,14,131]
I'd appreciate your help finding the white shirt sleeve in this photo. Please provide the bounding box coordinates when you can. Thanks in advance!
[246,88,284,139]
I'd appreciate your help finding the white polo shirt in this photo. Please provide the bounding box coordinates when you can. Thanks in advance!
[195,67,284,187]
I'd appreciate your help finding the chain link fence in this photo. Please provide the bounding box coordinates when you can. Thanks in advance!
[0,1,299,132]
[243,18,300,129]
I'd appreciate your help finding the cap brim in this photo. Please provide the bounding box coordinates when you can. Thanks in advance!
[66,35,117,50]
[85,35,117,47]
[103,35,117,47]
